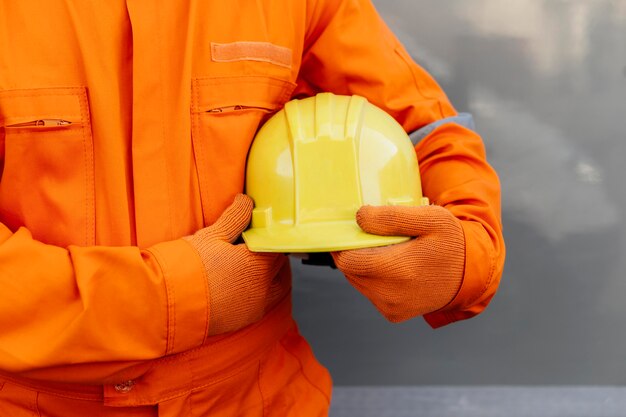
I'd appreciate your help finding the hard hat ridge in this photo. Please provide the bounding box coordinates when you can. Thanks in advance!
[242,92,429,253]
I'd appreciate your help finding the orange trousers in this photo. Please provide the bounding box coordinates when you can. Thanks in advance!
[0,297,332,416]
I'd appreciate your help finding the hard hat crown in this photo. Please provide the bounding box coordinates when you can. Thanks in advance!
[242,93,429,252]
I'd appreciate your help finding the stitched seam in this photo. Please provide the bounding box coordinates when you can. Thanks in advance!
[0,87,85,96]
[82,93,88,246]
[79,88,94,246]
[473,227,498,305]
[257,361,266,417]
[0,380,101,402]
[168,270,177,356]
[213,55,292,68]
[27,388,37,417]
[30,391,99,402]
[34,391,41,417]
[109,358,265,406]
[211,42,292,68]
[393,47,446,119]
[199,244,210,344]
[195,75,293,85]
[466,223,499,307]
[182,85,211,342]
[82,89,95,247]
[187,390,193,416]
[4,129,82,136]
[279,339,331,405]
[186,355,195,415]
[154,8,176,261]
[1,372,101,401]
[140,12,178,351]
[179,238,210,344]
[147,246,176,355]
[148,313,285,366]
[6,389,100,402]
[190,79,210,224]
[2,115,82,123]
[482,238,498,300]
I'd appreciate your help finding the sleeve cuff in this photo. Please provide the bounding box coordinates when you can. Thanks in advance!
[147,239,209,354]
[424,220,496,328]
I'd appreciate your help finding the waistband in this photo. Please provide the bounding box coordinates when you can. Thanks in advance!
[0,295,294,406]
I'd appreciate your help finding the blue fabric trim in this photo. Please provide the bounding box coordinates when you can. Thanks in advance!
[408,113,475,146]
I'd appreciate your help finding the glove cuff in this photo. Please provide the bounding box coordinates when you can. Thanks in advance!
[184,234,287,335]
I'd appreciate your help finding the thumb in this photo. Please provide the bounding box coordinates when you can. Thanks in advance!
[208,194,254,243]
[356,204,458,237]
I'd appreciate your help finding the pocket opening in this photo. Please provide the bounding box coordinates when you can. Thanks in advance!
[207,105,275,114]
[6,119,73,128]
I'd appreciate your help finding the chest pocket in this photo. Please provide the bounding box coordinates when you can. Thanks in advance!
[0,87,95,247]
[191,76,296,225]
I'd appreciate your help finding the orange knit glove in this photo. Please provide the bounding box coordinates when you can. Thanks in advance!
[184,194,289,335]
[331,204,465,322]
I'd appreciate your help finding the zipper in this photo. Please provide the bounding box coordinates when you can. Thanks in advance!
[7,119,72,128]
[206,105,274,113]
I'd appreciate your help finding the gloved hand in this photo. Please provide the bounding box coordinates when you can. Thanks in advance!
[184,194,289,335]
[331,204,465,322]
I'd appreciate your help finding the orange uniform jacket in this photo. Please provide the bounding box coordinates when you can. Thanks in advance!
[0,0,505,415]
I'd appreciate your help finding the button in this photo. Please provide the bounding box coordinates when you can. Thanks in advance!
[113,380,135,393]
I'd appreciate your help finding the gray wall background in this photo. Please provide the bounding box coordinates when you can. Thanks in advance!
[292,0,626,385]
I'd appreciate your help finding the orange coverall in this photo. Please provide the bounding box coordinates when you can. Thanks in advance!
[0,0,505,416]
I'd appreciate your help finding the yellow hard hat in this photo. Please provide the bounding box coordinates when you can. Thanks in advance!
[242,93,429,253]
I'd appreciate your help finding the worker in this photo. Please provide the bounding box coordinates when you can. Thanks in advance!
[0,0,505,416]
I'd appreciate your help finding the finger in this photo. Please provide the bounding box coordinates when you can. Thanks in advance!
[331,249,368,273]
[209,194,254,243]
[236,244,287,271]
[356,204,457,237]
[331,243,407,276]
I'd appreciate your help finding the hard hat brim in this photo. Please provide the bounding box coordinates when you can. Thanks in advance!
[242,221,410,253]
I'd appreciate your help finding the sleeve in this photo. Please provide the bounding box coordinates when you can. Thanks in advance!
[298,0,506,328]
[0,224,209,374]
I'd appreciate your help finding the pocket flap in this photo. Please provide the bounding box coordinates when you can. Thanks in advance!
[0,87,87,127]
[192,76,296,113]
